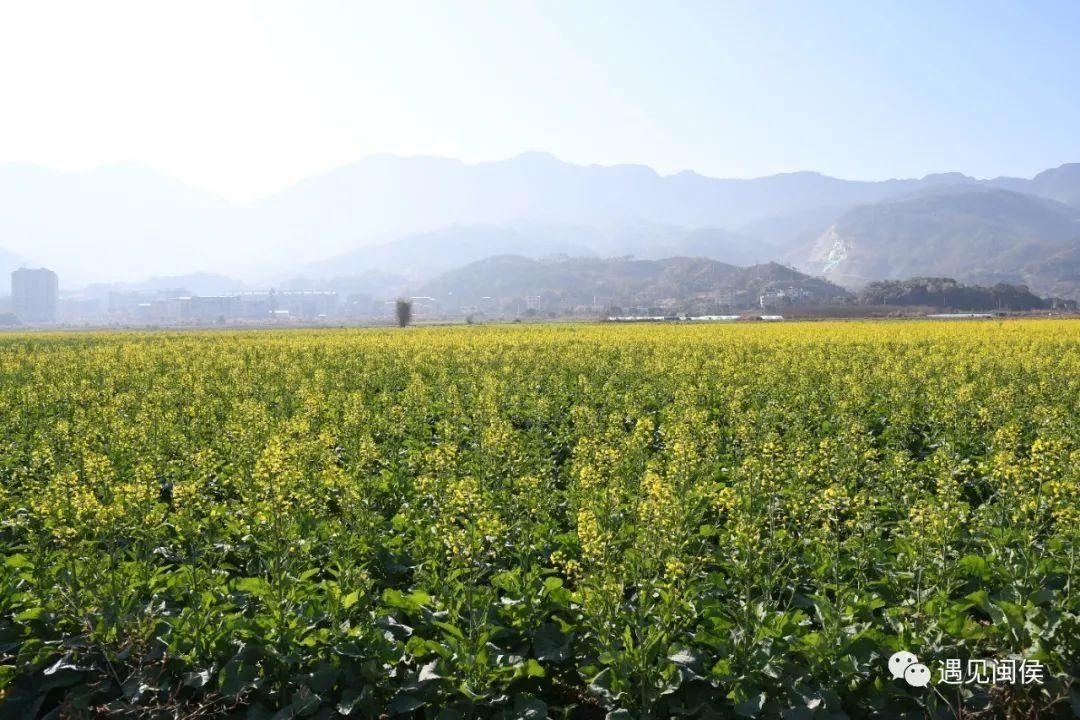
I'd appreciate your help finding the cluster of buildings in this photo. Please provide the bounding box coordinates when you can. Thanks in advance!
[108,291,448,325]
[758,286,813,308]
[4,267,979,327]
[2,269,348,326]
[1,268,455,326]
[107,289,340,324]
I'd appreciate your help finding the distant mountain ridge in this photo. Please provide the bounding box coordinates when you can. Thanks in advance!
[301,221,773,282]
[80,273,249,299]
[417,255,850,312]
[1,154,1079,297]
[0,164,231,285]
[809,187,1080,298]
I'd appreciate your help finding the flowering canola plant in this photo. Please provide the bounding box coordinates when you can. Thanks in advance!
[0,320,1077,719]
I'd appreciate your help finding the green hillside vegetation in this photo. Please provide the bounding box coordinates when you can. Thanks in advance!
[855,277,1066,310]
[1008,240,1080,302]
[418,255,851,312]
[810,188,1080,298]
[306,222,772,281]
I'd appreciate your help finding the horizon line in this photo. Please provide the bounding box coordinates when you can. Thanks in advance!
[0,152,1074,204]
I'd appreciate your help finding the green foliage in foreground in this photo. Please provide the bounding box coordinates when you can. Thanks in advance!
[0,321,1077,719]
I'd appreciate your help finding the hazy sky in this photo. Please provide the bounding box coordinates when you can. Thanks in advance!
[2,0,1079,201]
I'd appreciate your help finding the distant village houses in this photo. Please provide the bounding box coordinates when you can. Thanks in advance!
[113,290,341,324]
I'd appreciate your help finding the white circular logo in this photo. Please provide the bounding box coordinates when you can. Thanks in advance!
[888,651,919,680]
[904,663,932,688]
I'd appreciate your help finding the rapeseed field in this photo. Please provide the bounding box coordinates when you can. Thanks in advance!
[0,320,1077,718]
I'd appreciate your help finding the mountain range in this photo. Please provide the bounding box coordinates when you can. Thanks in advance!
[2,153,1079,299]
[808,188,1080,294]
[418,256,850,313]
[303,221,774,283]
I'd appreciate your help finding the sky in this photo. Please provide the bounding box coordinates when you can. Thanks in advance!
[1,0,1079,201]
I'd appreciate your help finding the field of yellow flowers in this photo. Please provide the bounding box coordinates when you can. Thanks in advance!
[1,320,1077,719]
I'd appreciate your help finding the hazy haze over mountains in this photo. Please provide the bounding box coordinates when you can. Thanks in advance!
[418,255,851,311]
[2,153,1080,299]
[809,189,1080,289]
